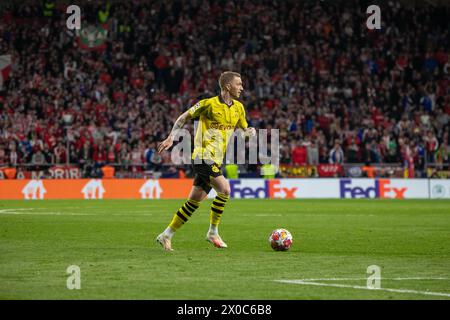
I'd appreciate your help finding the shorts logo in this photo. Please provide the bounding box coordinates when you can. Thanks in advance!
[211,164,220,173]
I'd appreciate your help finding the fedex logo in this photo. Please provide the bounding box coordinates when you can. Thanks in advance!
[340,179,407,199]
[230,180,298,199]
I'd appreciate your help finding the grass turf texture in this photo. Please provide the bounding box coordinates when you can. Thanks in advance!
[0,199,449,300]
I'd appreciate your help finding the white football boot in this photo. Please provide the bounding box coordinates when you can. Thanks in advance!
[156,233,174,251]
[206,233,228,248]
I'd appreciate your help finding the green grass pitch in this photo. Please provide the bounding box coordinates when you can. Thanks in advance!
[0,199,449,300]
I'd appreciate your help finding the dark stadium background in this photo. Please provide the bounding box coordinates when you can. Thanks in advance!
[0,0,448,180]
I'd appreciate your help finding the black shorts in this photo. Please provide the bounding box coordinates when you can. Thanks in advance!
[192,161,223,194]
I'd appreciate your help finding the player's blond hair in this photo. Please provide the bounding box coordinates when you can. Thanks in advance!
[219,71,241,90]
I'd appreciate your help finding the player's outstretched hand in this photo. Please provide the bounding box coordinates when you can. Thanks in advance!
[157,137,173,154]
[245,127,256,137]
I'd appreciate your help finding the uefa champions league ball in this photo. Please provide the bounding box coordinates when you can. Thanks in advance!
[269,228,293,251]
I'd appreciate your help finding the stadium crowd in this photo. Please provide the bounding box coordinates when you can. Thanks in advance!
[0,0,449,178]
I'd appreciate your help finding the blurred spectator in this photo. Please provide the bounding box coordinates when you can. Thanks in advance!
[93,144,107,168]
[346,137,360,163]
[0,145,6,165]
[329,140,344,164]
[425,130,439,163]
[53,143,67,164]
[291,141,307,165]
[31,150,46,171]
[144,142,155,170]
[307,139,319,165]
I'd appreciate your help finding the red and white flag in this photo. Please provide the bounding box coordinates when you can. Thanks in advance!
[0,55,12,89]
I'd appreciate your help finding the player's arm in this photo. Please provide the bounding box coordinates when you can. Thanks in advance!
[237,106,256,137]
[157,100,208,153]
[157,111,192,153]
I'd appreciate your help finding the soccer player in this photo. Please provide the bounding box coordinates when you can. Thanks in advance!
[156,71,256,251]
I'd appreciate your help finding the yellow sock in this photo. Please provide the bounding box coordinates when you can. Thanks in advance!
[210,193,229,228]
[168,199,200,231]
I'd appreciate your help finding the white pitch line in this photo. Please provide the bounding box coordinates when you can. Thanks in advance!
[0,212,153,216]
[0,211,95,215]
[274,280,450,298]
[243,214,283,217]
[111,213,153,215]
[0,209,34,213]
[0,209,162,216]
[293,277,450,281]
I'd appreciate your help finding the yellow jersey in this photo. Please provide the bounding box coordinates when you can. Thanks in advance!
[188,95,248,165]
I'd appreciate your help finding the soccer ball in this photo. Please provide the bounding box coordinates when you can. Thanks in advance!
[269,228,293,251]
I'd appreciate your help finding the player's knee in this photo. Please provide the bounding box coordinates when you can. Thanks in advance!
[219,187,231,197]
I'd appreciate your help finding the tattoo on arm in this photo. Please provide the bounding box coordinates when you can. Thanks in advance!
[169,113,188,139]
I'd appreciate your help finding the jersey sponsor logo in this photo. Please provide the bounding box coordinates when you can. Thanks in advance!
[209,122,235,130]
[340,179,407,199]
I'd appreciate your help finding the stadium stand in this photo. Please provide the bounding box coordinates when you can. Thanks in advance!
[0,0,448,179]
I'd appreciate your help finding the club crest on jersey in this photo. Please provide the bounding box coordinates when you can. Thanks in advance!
[211,164,220,173]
